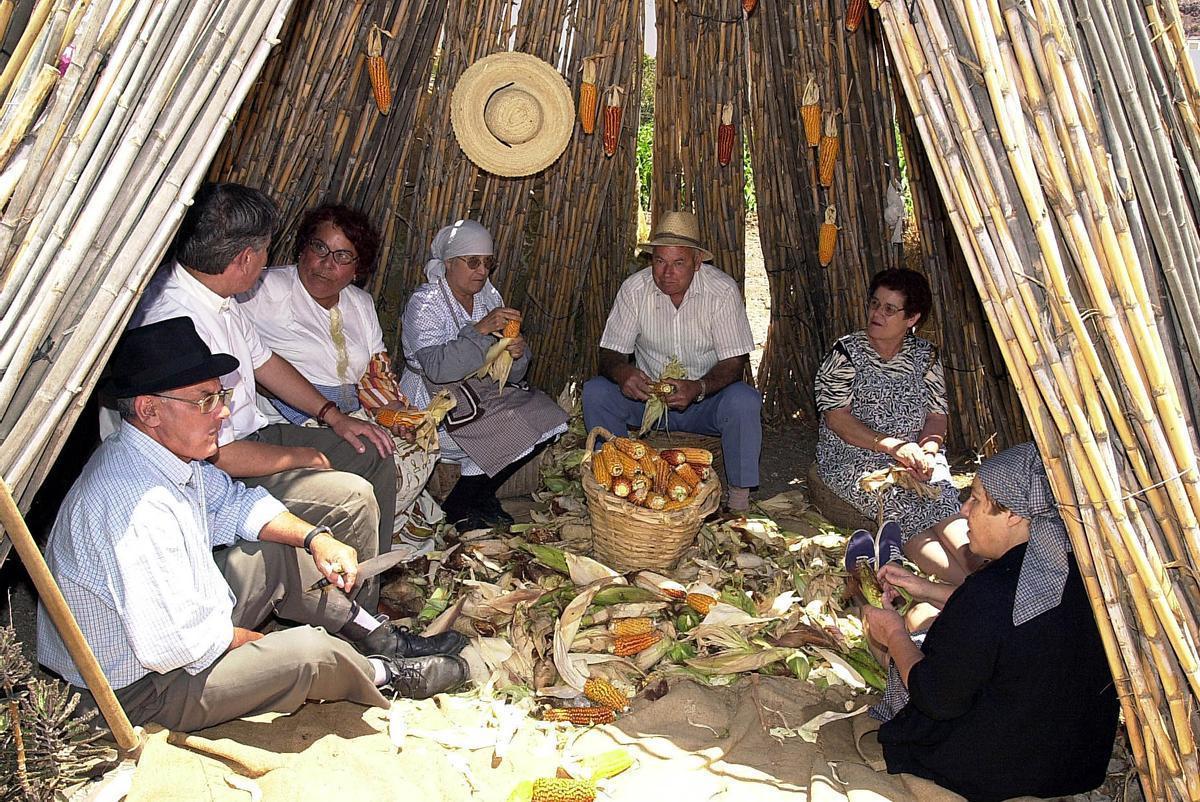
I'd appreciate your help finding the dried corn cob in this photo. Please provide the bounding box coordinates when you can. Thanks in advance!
[674,463,702,490]
[818,112,840,187]
[630,485,650,505]
[695,465,713,482]
[654,460,673,494]
[846,0,867,31]
[630,474,650,493]
[603,86,623,157]
[658,448,687,467]
[541,706,617,725]
[583,677,629,710]
[366,26,391,115]
[686,593,717,615]
[801,77,821,147]
[613,630,663,657]
[819,205,838,267]
[666,476,691,502]
[679,447,713,466]
[503,318,521,339]
[531,777,598,802]
[647,493,668,510]
[611,476,632,498]
[717,102,735,167]
[742,0,759,14]
[576,749,634,780]
[638,452,659,476]
[373,407,424,429]
[609,449,642,477]
[611,437,647,459]
[579,56,600,134]
[590,452,612,490]
[612,617,654,637]
[600,443,625,476]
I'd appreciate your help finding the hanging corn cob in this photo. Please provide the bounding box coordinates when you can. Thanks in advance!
[531,777,598,802]
[819,205,838,267]
[801,77,821,147]
[845,0,867,32]
[742,0,759,15]
[541,707,617,726]
[817,111,840,187]
[613,630,663,657]
[583,677,629,709]
[602,86,624,158]
[474,317,522,393]
[366,25,392,115]
[579,56,601,134]
[717,102,735,167]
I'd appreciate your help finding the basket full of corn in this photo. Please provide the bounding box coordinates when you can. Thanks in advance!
[581,427,720,572]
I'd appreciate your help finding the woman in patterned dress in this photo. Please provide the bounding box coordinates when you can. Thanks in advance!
[398,220,568,531]
[814,268,975,583]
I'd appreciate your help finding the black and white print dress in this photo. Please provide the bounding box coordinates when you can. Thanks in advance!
[814,331,960,541]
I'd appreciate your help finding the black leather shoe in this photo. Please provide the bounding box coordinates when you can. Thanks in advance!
[377,654,469,699]
[357,621,469,659]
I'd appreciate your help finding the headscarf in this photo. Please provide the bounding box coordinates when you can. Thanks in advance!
[424,219,494,281]
[977,442,1072,627]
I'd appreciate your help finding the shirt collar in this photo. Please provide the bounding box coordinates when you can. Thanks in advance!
[116,421,196,487]
[171,262,233,313]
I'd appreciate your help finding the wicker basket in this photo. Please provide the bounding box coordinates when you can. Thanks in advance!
[582,427,720,572]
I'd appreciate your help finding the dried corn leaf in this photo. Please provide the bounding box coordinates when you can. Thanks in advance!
[564,552,626,587]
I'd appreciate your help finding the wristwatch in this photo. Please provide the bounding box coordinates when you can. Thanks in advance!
[303,525,333,554]
[695,379,707,403]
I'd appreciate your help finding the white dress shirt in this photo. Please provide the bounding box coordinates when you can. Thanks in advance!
[129,263,272,444]
[599,264,755,380]
[36,423,286,689]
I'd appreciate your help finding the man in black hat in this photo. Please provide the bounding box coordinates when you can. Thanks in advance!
[38,317,468,731]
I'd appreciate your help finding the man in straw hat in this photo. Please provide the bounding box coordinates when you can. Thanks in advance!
[583,211,761,511]
[862,442,1118,800]
[40,317,468,732]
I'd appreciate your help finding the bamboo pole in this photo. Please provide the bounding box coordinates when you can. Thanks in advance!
[0,478,139,753]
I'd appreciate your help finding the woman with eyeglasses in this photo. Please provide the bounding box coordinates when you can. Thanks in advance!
[238,204,440,550]
[814,268,975,583]
[397,219,568,531]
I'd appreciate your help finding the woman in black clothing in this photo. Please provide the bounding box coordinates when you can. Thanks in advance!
[863,443,1119,802]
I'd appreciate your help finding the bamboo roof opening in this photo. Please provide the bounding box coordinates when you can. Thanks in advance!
[0,0,1199,797]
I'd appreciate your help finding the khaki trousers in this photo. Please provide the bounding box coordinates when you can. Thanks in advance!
[112,541,387,731]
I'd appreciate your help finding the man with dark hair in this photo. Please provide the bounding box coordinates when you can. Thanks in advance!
[120,184,394,614]
[43,318,467,732]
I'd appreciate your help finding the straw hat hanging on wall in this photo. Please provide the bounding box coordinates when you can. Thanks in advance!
[450,52,575,178]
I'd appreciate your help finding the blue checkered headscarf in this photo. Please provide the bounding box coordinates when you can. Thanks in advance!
[977,442,1071,627]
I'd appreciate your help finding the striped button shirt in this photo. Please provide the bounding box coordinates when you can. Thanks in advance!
[599,264,755,380]
[36,423,286,689]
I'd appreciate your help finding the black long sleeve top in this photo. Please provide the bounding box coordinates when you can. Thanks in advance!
[878,542,1119,802]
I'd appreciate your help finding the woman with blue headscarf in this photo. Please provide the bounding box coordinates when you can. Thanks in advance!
[862,443,1119,801]
[398,220,568,530]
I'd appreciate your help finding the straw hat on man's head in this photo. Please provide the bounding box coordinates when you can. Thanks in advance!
[451,52,575,178]
[636,211,715,262]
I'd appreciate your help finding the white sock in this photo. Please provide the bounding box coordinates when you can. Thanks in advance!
[351,603,384,634]
[369,657,389,686]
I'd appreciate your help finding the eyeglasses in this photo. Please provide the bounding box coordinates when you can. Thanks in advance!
[306,238,359,266]
[456,255,497,274]
[151,387,234,414]
[867,297,907,317]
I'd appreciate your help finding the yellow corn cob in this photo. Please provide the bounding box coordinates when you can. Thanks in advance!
[579,57,601,135]
[647,493,668,510]
[674,463,702,489]
[613,630,663,657]
[366,26,391,114]
[654,460,673,494]
[819,205,838,267]
[679,447,713,466]
[611,476,632,498]
[531,777,597,802]
[590,452,611,490]
[541,706,617,725]
[695,465,713,481]
[638,452,659,476]
[801,77,821,147]
[583,677,629,710]
[373,407,424,429]
[612,617,654,638]
[666,476,691,502]
[577,748,634,780]
[609,449,642,477]
[658,448,687,466]
[503,318,521,338]
[630,474,650,493]
[686,593,717,615]
[630,485,650,506]
[818,112,840,187]
[600,442,624,476]
[611,437,647,459]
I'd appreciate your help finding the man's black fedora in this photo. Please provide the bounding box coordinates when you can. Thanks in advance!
[102,316,239,398]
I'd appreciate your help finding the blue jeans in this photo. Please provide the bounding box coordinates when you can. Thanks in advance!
[582,377,762,487]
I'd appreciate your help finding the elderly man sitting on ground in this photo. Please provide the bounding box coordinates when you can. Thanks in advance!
[582,211,761,511]
[38,318,467,732]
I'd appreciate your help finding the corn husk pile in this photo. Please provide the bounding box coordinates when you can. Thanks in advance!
[588,437,714,511]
